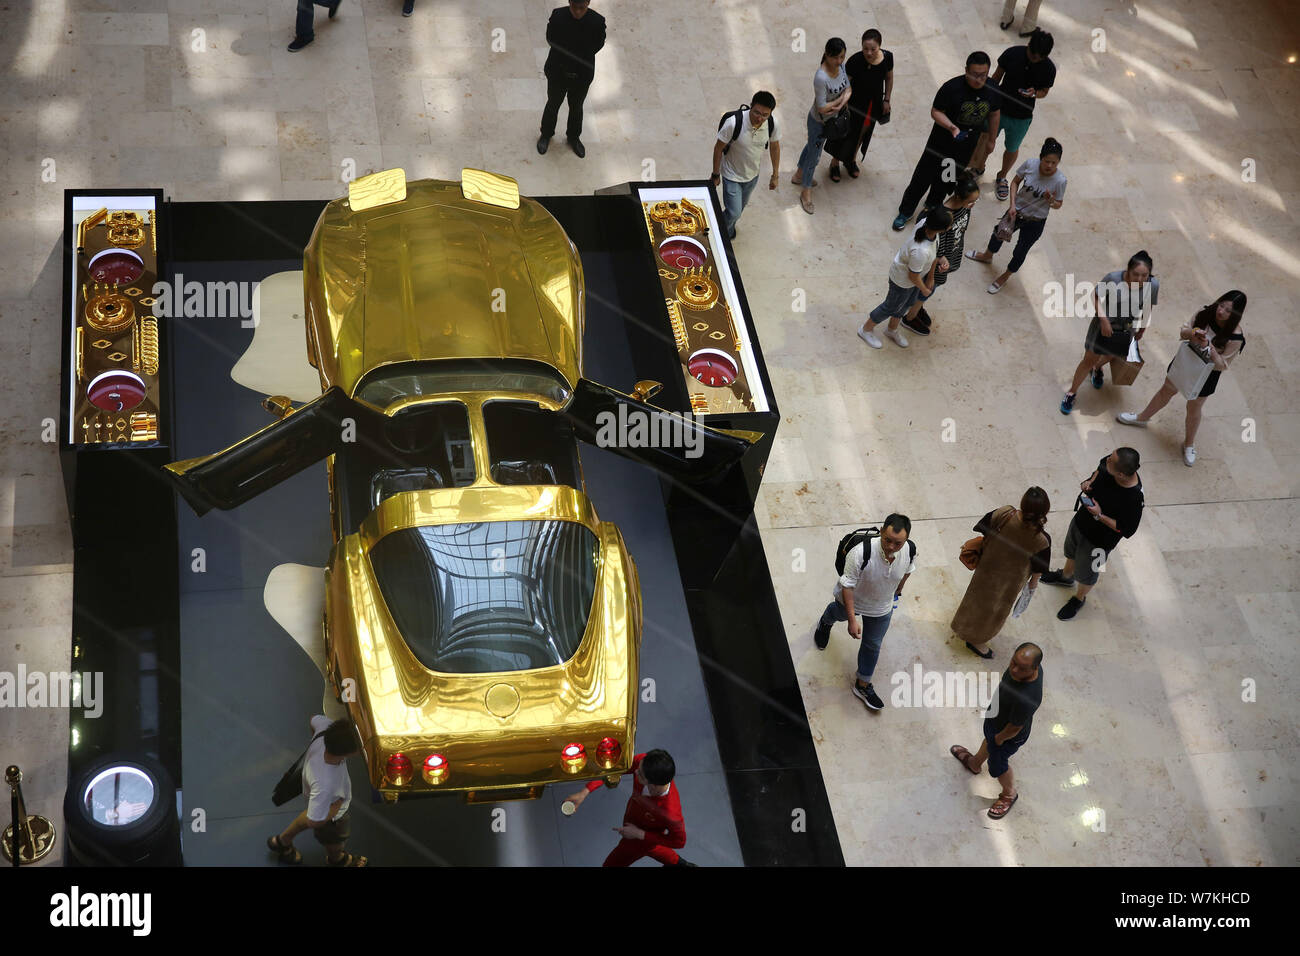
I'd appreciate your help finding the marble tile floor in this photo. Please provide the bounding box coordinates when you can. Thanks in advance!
[1,0,1297,865]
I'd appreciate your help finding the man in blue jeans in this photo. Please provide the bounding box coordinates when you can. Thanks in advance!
[814,514,915,711]
[709,92,782,240]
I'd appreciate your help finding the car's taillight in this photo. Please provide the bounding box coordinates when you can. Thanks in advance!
[560,742,587,774]
[423,753,449,785]
[596,737,621,770]
[385,753,413,787]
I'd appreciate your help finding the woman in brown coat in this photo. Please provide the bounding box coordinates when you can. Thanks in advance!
[952,487,1051,658]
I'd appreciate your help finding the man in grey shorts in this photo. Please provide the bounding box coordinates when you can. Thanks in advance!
[1041,448,1144,619]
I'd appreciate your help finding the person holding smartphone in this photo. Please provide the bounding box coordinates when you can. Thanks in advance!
[967,30,1056,200]
[1116,291,1248,466]
[1040,448,1144,620]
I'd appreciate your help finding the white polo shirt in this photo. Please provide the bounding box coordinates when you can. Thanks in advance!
[834,536,915,617]
[718,111,781,183]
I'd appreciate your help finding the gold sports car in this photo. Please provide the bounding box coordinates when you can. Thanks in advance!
[165,168,753,801]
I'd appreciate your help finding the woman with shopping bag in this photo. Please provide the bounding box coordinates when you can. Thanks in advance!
[1115,291,1248,466]
[950,487,1052,659]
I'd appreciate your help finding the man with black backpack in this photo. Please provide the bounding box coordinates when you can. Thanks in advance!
[710,91,781,240]
[815,514,916,711]
[266,716,368,866]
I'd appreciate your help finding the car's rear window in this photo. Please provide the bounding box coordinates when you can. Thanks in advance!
[368,520,599,674]
[356,359,571,409]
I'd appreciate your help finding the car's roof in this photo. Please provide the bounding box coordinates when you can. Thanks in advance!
[305,171,585,400]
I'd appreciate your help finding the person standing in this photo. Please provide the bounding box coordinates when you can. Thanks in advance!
[266,716,368,866]
[563,749,695,867]
[710,92,781,240]
[969,29,1055,198]
[891,52,998,231]
[1116,291,1248,466]
[1000,0,1044,35]
[826,29,893,181]
[965,137,1066,293]
[790,37,851,215]
[1041,448,1144,620]
[1060,250,1158,414]
[859,209,952,349]
[900,176,980,336]
[950,642,1043,819]
[813,516,917,712]
[288,0,342,52]
[538,1,607,159]
[951,488,1051,659]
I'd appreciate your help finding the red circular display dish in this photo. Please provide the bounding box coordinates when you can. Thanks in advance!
[87,248,145,284]
[688,349,739,387]
[658,237,707,270]
[86,370,146,412]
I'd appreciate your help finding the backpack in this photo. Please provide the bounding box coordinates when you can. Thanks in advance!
[719,105,774,154]
[834,527,917,576]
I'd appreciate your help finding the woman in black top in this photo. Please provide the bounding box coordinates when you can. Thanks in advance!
[1115,291,1248,467]
[825,29,893,181]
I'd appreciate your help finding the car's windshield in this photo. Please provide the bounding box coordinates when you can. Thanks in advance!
[356,359,571,409]
[368,520,598,674]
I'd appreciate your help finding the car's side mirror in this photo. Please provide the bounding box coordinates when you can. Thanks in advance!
[261,395,295,419]
[631,380,663,403]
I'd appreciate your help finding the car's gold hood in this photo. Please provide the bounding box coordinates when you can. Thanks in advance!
[304,173,584,399]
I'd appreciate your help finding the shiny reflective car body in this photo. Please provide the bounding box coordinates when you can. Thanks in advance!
[165,169,754,800]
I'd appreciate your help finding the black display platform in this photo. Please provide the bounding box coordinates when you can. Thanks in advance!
[68,191,841,866]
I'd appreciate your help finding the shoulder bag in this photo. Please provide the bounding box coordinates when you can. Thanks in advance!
[271,731,326,806]
[959,507,1014,571]
[1168,340,1214,399]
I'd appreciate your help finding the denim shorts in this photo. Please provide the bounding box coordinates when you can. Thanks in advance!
[869,279,920,323]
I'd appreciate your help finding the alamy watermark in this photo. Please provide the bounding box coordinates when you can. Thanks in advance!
[1042,276,1156,324]
[890,664,1000,714]
[0,666,103,718]
[146,273,259,326]
[594,405,704,459]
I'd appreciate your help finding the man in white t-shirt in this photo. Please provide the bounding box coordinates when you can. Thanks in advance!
[710,91,782,240]
[814,515,916,711]
[267,715,368,866]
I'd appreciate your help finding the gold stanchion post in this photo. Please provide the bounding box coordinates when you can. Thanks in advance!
[3,766,57,865]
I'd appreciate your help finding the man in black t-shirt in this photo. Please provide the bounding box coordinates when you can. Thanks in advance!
[950,642,1043,819]
[538,1,607,158]
[970,29,1056,198]
[1042,447,1145,619]
[892,51,1000,230]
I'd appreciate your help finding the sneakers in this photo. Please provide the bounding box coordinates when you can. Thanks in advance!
[1115,411,1147,427]
[288,35,314,51]
[1040,568,1075,587]
[852,680,884,711]
[1183,445,1196,466]
[1091,366,1105,389]
[1059,392,1076,415]
[813,623,830,649]
[901,310,931,336]
[858,326,883,349]
[537,134,551,155]
[568,137,586,158]
[883,326,909,348]
[891,213,910,231]
[671,856,698,867]
[1057,596,1086,620]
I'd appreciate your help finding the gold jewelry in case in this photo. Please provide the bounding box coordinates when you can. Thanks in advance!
[690,393,708,413]
[76,208,107,252]
[106,211,146,248]
[75,328,84,381]
[139,318,159,375]
[85,292,135,334]
[676,265,719,311]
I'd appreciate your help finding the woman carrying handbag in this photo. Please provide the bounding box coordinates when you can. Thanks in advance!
[791,37,851,215]
[1115,291,1248,466]
[951,487,1051,659]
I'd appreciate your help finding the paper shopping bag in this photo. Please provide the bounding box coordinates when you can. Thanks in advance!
[1109,336,1144,386]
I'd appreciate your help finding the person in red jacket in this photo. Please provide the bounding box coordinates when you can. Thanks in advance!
[563,749,696,866]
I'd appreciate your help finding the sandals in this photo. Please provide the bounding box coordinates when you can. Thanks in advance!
[848,161,861,179]
[995,177,1009,200]
[800,195,815,215]
[988,791,1019,819]
[267,834,302,864]
[965,249,990,263]
[965,641,994,660]
[829,165,841,183]
[949,745,980,775]
[328,851,368,867]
